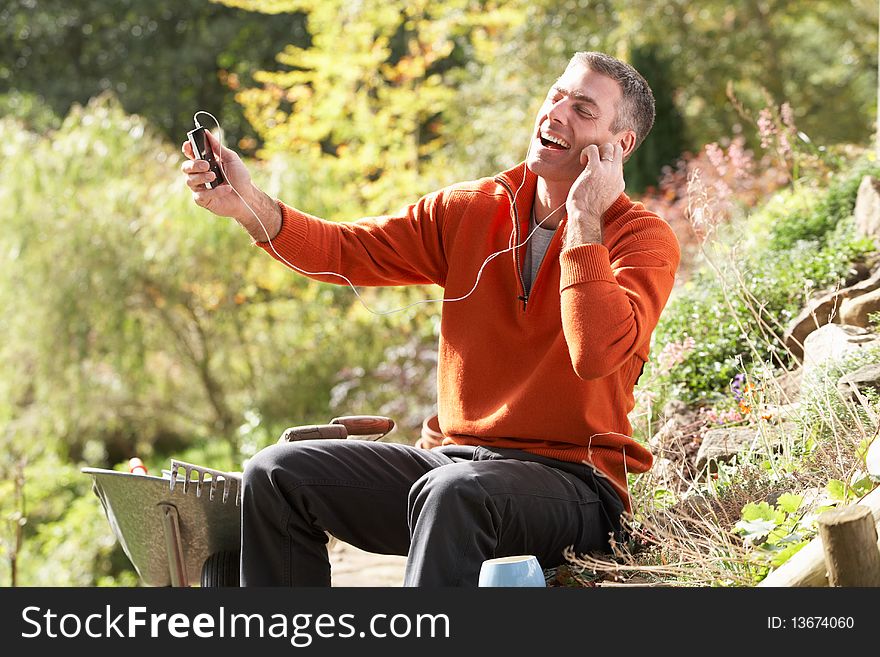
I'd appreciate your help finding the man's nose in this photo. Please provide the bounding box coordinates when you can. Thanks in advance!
[546,99,569,124]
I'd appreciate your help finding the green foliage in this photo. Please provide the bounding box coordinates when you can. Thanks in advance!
[612,0,879,150]
[230,0,513,215]
[0,90,61,133]
[826,476,875,504]
[734,472,878,583]
[0,98,446,584]
[734,495,814,576]
[0,446,136,586]
[648,160,880,408]
[0,0,306,151]
[430,0,878,189]
[765,159,880,251]
[622,47,688,193]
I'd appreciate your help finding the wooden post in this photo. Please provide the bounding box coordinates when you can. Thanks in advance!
[818,505,880,587]
[759,484,880,587]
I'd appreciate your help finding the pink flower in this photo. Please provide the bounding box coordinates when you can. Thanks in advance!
[705,142,726,175]
[713,178,732,203]
[778,131,792,162]
[727,140,752,176]
[656,335,696,373]
[780,102,796,130]
[757,108,775,150]
[700,406,744,426]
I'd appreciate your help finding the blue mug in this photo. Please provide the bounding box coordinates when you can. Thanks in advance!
[478,555,546,587]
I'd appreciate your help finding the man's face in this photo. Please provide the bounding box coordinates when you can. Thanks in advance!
[526,63,627,185]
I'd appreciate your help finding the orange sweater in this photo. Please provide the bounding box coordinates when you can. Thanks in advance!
[257,163,680,511]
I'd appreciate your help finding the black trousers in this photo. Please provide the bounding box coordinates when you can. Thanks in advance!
[240,440,624,586]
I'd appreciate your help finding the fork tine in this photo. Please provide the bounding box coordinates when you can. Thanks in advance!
[168,459,242,505]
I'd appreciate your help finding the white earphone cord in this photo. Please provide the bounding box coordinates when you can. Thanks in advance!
[193,111,566,316]
[195,116,633,500]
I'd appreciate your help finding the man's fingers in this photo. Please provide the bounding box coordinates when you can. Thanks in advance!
[579,143,623,170]
[599,143,620,166]
[581,143,600,167]
[182,159,217,190]
[185,172,217,190]
[181,131,229,162]
[181,159,210,174]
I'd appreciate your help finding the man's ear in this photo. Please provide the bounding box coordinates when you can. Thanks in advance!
[616,130,637,161]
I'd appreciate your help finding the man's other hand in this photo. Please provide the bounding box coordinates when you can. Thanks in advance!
[416,415,444,450]
[564,142,625,246]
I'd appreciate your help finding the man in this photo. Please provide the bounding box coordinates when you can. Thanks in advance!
[182,51,680,586]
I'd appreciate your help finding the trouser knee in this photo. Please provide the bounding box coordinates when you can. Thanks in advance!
[408,466,491,524]
[242,442,322,495]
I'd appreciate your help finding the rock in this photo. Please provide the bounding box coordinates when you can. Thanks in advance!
[837,363,880,404]
[783,294,842,362]
[695,426,757,472]
[802,324,880,383]
[854,175,880,245]
[760,402,803,423]
[770,368,803,403]
[840,287,880,327]
[784,262,880,360]
[695,422,793,472]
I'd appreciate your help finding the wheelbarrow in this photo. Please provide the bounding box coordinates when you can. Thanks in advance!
[83,415,395,587]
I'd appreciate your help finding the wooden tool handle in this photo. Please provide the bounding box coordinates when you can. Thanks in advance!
[279,424,348,443]
[330,415,395,438]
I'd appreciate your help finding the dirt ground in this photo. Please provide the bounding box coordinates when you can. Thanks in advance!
[328,540,406,587]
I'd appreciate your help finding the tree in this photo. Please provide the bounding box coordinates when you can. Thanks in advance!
[0,95,421,470]
[0,0,307,151]
[611,0,879,149]
[219,0,519,214]
[623,47,688,193]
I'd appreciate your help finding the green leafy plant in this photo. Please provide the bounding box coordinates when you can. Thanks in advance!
[735,493,824,577]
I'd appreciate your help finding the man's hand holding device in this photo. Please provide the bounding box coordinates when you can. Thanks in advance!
[182,122,281,242]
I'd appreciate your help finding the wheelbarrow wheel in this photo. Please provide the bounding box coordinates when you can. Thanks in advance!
[200,550,240,587]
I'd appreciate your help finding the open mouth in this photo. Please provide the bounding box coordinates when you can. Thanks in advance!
[538,130,571,151]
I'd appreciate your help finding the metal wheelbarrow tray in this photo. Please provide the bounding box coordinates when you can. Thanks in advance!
[82,460,242,587]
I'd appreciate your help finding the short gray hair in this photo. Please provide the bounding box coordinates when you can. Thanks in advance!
[566,52,655,153]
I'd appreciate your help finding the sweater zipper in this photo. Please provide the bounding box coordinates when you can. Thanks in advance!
[496,178,529,311]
